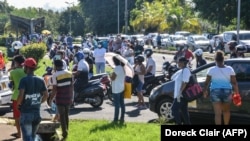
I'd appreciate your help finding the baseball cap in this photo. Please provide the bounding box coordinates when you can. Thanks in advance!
[22,58,37,68]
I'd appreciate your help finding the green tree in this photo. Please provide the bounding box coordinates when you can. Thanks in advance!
[57,6,85,36]
[79,0,136,35]
[130,0,201,34]
[192,0,250,32]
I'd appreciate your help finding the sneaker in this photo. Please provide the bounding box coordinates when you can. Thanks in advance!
[134,104,140,107]
[139,105,147,110]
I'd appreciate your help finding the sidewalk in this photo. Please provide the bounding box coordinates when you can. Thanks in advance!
[0,117,22,141]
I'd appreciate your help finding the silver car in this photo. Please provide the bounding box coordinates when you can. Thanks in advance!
[187,35,210,51]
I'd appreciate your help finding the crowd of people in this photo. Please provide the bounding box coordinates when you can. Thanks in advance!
[5,31,247,140]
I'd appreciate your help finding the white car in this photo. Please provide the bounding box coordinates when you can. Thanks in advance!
[165,35,187,48]
[187,35,210,51]
[222,30,250,54]
[0,74,12,106]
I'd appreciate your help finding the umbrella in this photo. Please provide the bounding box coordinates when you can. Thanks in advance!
[42,29,51,34]
[105,52,134,78]
[11,41,23,49]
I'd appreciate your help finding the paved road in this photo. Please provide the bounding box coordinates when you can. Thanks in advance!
[0,52,213,123]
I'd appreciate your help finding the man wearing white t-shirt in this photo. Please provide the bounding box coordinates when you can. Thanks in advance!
[93,44,106,74]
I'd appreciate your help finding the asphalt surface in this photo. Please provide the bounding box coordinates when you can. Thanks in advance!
[0,50,218,141]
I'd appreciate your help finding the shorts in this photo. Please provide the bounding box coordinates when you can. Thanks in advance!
[136,80,144,92]
[12,100,20,118]
[210,88,232,103]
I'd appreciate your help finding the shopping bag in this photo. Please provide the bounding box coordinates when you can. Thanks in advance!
[124,82,132,99]
[124,76,132,99]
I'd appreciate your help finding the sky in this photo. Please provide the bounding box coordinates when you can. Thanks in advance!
[6,0,79,11]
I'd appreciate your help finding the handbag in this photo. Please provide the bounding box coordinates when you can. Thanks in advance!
[182,69,203,102]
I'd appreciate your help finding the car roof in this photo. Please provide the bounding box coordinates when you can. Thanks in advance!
[192,57,250,73]
[223,30,250,34]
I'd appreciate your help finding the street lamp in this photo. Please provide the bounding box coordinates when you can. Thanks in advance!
[65,1,74,35]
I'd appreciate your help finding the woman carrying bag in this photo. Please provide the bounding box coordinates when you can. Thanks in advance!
[171,56,191,125]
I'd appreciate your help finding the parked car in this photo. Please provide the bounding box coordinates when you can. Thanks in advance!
[175,31,191,38]
[186,35,210,51]
[0,73,12,106]
[222,30,250,54]
[165,35,187,48]
[130,34,145,46]
[208,34,223,53]
[149,58,250,124]
[152,34,169,49]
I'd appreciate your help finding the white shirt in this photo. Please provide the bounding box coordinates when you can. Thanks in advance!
[111,65,125,94]
[171,67,191,98]
[93,47,106,63]
[146,57,156,75]
[77,59,89,72]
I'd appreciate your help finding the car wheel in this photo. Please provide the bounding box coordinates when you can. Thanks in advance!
[156,98,174,121]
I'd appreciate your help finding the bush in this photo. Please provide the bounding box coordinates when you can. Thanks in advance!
[20,43,47,63]
[168,46,176,51]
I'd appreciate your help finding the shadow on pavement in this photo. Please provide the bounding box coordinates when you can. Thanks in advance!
[69,106,103,115]
[126,108,141,117]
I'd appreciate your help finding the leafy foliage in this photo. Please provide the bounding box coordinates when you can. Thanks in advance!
[192,0,250,30]
[20,43,47,63]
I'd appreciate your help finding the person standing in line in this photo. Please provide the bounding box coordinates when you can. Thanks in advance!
[9,55,26,138]
[133,40,144,57]
[171,57,191,125]
[110,56,126,124]
[17,58,48,141]
[203,51,239,125]
[49,60,73,139]
[133,55,147,109]
[93,43,106,74]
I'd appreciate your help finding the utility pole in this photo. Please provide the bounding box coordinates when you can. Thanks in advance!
[65,1,74,35]
[125,0,128,34]
[117,0,120,34]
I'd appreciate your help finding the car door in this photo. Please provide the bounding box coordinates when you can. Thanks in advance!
[230,62,250,115]
[188,63,215,113]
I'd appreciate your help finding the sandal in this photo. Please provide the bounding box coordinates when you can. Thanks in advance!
[11,133,21,138]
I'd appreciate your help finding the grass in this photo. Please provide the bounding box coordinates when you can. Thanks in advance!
[54,119,161,141]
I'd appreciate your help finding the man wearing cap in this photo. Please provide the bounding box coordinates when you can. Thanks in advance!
[49,59,73,140]
[17,58,49,141]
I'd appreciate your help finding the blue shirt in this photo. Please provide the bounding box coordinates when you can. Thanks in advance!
[18,75,47,113]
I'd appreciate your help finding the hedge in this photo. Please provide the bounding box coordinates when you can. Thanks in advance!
[20,42,47,63]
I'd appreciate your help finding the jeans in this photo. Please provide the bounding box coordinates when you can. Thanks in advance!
[57,105,70,138]
[20,113,41,141]
[113,92,125,121]
[95,62,105,74]
[171,98,191,125]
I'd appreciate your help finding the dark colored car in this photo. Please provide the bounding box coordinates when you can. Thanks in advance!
[149,58,250,124]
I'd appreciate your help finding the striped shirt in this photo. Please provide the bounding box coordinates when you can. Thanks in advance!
[52,70,73,105]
